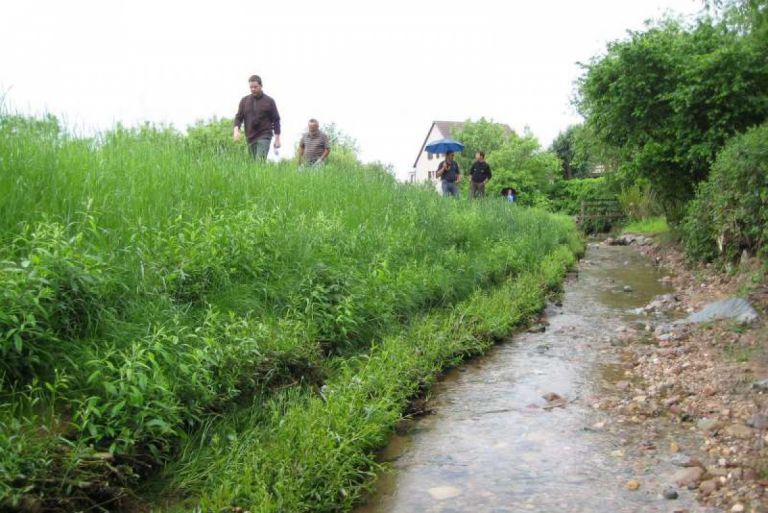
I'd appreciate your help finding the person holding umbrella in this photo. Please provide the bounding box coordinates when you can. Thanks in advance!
[427,138,465,198]
[436,151,461,197]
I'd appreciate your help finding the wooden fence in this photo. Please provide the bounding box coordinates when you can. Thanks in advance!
[577,199,625,229]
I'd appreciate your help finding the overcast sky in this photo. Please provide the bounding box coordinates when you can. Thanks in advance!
[2,0,702,179]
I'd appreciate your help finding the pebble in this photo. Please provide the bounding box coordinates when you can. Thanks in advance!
[672,466,703,486]
[669,453,692,467]
[663,487,679,499]
[625,479,641,490]
[724,424,755,439]
[427,486,462,500]
[746,414,768,429]
[731,505,745,513]
[699,479,718,496]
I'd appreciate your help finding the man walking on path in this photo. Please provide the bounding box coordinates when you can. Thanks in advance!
[233,74,281,160]
[436,151,461,197]
[468,151,492,199]
[298,119,331,169]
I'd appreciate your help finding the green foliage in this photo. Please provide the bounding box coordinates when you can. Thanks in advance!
[622,217,670,235]
[186,116,239,155]
[451,117,509,171]
[322,122,360,168]
[0,113,581,510]
[160,241,581,512]
[0,220,115,383]
[682,122,768,262]
[577,16,768,222]
[551,177,618,233]
[616,181,663,220]
[485,131,561,207]
[549,177,612,216]
[549,124,601,179]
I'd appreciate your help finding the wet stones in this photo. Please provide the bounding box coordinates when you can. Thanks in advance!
[541,392,567,410]
[751,378,768,392]
[722,424,755,439]
[673,466,704,487]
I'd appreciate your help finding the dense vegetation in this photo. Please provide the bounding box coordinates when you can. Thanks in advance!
[0,113,581,511]
[545,0,768,262]
[682,122,768,261]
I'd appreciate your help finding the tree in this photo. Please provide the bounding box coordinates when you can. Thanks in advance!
[549,124,599,179]
[320,122,359,168]
[576,17,768,221]
[486,131,560,207]
[451,118,510,171]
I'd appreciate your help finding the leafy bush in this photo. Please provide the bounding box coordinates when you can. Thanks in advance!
[616,181,663,220]
[1,221,115,383]
[186,117,240,156]
[682,122,768,262]
[548,177,619,232]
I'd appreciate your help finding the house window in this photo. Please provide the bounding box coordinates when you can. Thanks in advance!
[428,171,433,179]
[427,152,433,160]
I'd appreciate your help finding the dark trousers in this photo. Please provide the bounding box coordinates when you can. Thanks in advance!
[470,180,486,198]
[248,137,272,160]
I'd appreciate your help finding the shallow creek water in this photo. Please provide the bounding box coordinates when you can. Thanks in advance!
[356,244,718,513]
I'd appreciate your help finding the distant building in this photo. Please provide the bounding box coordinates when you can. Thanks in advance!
[409,120,513,189]
[408,121,465,187]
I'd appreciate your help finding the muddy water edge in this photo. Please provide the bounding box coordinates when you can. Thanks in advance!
[355,242,721,513]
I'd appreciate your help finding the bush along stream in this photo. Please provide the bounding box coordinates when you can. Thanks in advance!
[0,115,583,512]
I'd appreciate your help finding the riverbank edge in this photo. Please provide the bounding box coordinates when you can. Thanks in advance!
[152,242,584,512]
[605,235,768,512]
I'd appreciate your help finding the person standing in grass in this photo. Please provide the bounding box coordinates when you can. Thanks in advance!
[233,74,281,160]
[468,151,492,199]
[436,151,461,197]
[298,119,331,169]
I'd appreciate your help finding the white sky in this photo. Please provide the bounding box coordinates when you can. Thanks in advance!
[1,0,702,179]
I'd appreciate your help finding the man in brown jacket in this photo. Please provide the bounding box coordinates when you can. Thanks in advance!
[233,75,281,160]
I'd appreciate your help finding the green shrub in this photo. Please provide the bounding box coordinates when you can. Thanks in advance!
[0,221,115,383]
[682,122,768,262]
[549,177,619,232]
[616,181,662,220]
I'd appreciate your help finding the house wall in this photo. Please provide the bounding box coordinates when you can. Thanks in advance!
[412,124,446,191]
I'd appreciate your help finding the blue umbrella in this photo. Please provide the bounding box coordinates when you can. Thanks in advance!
[425,138,464,154]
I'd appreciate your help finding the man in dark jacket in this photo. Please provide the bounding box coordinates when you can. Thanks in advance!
[468,151,492,198]
[233,75,281,160]
[436,151,461,197]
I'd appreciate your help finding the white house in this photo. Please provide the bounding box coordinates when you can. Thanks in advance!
[409,120,464,188]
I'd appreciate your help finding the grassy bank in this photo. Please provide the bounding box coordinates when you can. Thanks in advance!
[621,217,669,236]
[158,247,577,512]
[0,114,582,511]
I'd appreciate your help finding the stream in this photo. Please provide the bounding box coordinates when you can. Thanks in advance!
[356,243,720,513]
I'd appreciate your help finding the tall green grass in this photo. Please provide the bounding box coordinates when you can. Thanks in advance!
[0,114,582,512]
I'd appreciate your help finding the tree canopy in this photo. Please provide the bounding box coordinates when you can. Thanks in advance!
[576,14,768,220]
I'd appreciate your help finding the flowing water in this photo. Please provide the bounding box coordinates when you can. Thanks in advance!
[356,243,718,513]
